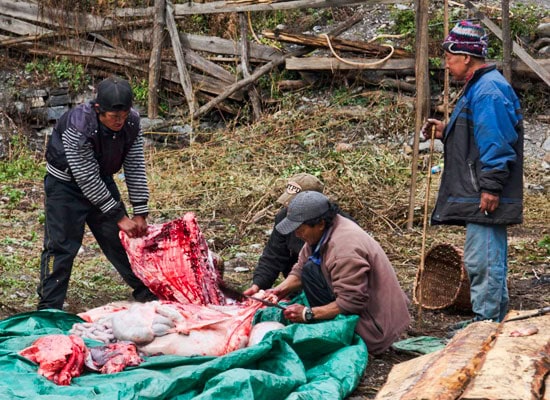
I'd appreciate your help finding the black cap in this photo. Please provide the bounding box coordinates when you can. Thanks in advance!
[95,77,133,111]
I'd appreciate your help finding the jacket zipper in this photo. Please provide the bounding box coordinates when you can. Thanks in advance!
[467,160,480,192]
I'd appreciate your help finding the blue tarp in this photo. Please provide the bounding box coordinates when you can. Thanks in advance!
[0,309,368,399]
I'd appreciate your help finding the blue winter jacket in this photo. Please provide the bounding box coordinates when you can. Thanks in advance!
[431,65,523,226]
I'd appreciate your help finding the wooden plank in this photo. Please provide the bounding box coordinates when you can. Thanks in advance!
[463,0,550,87]
[461,313,550,400]
[285,56,550,77]
[286,57,416,70]
[184,49,236,84]
[193,47,310,119]
[263,30,410,58]
[111,0,405,17]
[180,33,280,62]
[165,0,197,115]
[46,38,244,101]
[0,0,114,31]
[124,29,280,61]
[239,12,262,120]
[0,14,51,36]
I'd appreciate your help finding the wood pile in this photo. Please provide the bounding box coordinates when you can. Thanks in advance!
[376,310,550,400]
[0,0,548,121]
[0,0,408,121]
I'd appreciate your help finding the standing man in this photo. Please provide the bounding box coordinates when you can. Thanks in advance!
[243,173,325,296]
[425,21,523,326]
[38,76,156,310]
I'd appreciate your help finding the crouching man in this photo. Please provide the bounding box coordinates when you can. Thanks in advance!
[270,191,410,355]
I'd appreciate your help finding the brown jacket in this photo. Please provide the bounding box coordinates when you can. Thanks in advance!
[290,215,410,354]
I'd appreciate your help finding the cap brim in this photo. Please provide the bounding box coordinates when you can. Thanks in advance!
[275,217,302,235]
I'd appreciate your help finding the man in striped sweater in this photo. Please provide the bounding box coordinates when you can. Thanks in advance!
[38,76,156,310]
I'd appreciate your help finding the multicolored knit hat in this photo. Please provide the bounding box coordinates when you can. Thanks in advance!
[442,20,488,58]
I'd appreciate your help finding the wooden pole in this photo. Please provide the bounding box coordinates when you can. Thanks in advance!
[417,126,437,324]
[165,0,197,117]
[444,0,450,123]
[406,0,430,230]
[501,0,512,82]
[239,12,262,121]
[148,0,166,119]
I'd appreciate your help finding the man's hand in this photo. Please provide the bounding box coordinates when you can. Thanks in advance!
[283,304,307,323]
[132,215,148,237]
[268,274,302,301]
[118,215,148,238]
[243,284,260,296]
[480,192,500,214]
[421,118,446,140]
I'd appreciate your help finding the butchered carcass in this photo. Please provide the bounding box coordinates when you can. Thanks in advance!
[19,334,88,385]
[120,213,225,305]
[78,297,270,357]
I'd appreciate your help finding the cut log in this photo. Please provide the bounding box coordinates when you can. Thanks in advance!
[461,312,550,400]
[263,30,410,58]
[375,321,499,400]
[277,80,308,91]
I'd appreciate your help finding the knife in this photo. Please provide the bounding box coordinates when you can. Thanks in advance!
[240,293,287,310]
[220,283,286,310]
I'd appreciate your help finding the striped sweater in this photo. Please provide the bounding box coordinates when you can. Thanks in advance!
[45,102,149,217]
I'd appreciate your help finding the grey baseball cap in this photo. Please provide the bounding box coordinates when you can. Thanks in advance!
[276,191,330,235]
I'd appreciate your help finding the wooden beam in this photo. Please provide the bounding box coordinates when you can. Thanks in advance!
[0,0,115,31]
[263,30,410,58]
[286,57,415,70]
[463,0,550,87]
[239,12,262,120]
[501,0,512,82]
[111,0,405,17]
[148,0,166,119]
[193,48,310,119]
[165,0,197,116]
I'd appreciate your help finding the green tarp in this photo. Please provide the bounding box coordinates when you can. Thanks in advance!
[0,309,367,399]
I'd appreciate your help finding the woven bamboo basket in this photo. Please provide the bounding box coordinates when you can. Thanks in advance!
[413,243,472,311]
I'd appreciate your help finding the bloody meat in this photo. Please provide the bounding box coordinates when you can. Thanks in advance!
[19,334,88,385]
[120,213,225,305]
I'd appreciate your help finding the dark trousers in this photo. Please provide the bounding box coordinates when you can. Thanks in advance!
[37,174,153,310]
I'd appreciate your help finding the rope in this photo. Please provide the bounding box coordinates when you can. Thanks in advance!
[246,11,262,45]
[320,33,395,67]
